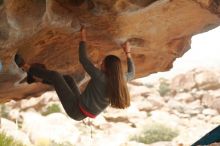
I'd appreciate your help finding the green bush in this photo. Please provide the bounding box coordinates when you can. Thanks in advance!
[42,104,61,116]
[0,104,9,119]
[0,132,26,146]
[130,123,178,144]
[158,79,170,97]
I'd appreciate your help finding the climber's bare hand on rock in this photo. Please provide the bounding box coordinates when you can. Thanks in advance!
[122,41,132,58]
[80,25,86,42]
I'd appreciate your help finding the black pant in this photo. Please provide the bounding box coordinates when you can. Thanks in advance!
[29,66,86,121]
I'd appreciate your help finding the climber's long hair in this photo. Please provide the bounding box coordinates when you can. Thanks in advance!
[103,55,130,109]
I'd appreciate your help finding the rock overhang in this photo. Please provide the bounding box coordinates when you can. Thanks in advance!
[0,0,219,102]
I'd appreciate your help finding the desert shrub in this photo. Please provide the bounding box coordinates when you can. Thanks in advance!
[42,104,61,116]
[130,123,178,144]
[0,132,26,146]
[158,78,170,97]
[0,104,9,119]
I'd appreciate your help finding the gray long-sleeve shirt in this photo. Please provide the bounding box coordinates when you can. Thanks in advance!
[79,41,135,116]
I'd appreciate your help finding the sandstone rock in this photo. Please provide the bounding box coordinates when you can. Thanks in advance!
[184,100,203,115]
[21,112,79,145]
[174,118,219,145]
[211,99,220,113]
[191,90,207,100]
[147,95,165,109]
[103,111,130,123]
[202,94,220,113]
[210,115,220,124]
[171,68,220,93]
[1,75,220,146]
[87,114,111,130]
[171,110,190,119]
[76,122,136,146]
[39,91,59,103]
[0,117,17,131]
[122,141,147,146]
[136,99,155,112]
[197,114,207,120]
[171,72,196,92]
[201,92,217,107]
[208,89,220,99]
[171,68,220,92]
[147,141,173,146]
[0,0,220,102]
[169,99,202,116]
[128,83,150,98]
[202,108,218,116]
[104,104,146,124]
[174,93,194,103]
[0,118,32,146]
[193,68,220,90]
[167,100,185,112]
[129,80,145,86]
[150,110,180,128]
[8,108,20,120]
[20,97,42,110]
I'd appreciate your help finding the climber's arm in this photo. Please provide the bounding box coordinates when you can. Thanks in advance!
[122,42,135,81]
[79,26,101,79]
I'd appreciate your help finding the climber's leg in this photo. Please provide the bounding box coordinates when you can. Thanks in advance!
[29,66,86,121]
[14,53,86,120]
[63,75,81,96]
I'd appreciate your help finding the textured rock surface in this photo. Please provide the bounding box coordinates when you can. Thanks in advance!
[171,68,220,91]
[0,0,220,102]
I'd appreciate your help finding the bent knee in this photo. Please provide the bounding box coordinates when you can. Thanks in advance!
[49,71,61,79]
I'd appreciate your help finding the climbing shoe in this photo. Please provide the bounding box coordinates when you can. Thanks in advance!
[14,54,25,68]
[27,63,47,84]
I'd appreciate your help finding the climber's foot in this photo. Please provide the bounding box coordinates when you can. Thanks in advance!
[14,54,30,72]
[27,63,46,84]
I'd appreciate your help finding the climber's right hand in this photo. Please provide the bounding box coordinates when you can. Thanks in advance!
[80,25,86,42]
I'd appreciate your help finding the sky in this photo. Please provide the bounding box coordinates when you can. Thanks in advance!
[139,26,220,82]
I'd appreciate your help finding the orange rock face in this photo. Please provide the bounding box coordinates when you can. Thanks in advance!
[0,0,220,102]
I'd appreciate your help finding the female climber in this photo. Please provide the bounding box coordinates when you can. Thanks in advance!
[14,26,135,121]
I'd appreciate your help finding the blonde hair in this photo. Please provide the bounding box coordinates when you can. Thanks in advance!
[104,55,130,109]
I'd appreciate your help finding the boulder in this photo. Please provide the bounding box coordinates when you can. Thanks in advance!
[0,118,32,146]
[171,72,196,92]
[194,68,220,90]
[0,0,220,102]
[201,92,220,112]
[174,93,194,103]
[171,68,220,92]
[21,112,79,145]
